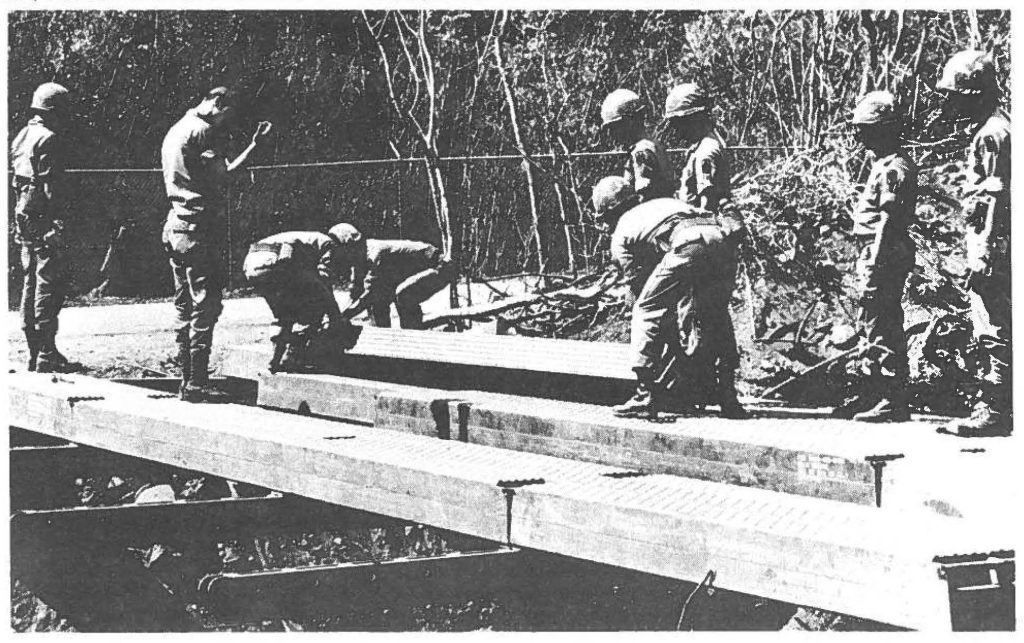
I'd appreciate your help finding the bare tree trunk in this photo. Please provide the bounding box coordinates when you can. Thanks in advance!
[494,11,546,274]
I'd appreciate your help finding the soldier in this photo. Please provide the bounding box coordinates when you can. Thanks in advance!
[10,82,84,373]
[334,225,455,329]
[832,91,917,423]
[243,225,358,372]
[600,88,678,201]
[935,50,1011,436]
[161,86,271,402]
[591,176,734,419]
[663,83,746,418]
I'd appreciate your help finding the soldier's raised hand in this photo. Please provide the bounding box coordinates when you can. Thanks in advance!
[252,121,273,145]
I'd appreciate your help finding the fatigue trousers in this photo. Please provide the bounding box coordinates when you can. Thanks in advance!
[245,262,337,337]
[164,227,224,381]
[20,241,70,366]
[855,241,914,402]
[631,240,714,381]
[968,249,1011,415]
[369,261,455,330]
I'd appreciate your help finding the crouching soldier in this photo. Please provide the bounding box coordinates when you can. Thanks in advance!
[832,91,917,423]
[936,50,1011,437]
[600,89,678,201]
[243,225,358,372]
[10,82,84,373]
[592,176,738,418]
[663,83,746,418]
[332,224,456,329]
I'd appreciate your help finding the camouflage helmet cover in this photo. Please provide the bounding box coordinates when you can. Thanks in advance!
[600,89,645,127]
[936,50,997,95]
[591,176,635,217]
[664,83,710,119]
[851,91,900,126]
[31,82,70,112]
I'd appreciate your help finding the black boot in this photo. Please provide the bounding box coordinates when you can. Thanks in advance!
[25,328,40,372]
[613,376,657,419]
[36,331,85,373]
[177,339,193,400]
[180,350,230,404]
[278,334,312,373]
[717,367,748,419]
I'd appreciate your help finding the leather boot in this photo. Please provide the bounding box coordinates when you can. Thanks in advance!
[945,401,1011,437]
[717,367,748,419]
[278,335,311,373]
[180,350,230,403]
[35,330,85,373]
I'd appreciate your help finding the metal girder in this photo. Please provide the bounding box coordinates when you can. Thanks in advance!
[11,494,405,554]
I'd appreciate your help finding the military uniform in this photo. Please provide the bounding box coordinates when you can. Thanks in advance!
[964,107,1011,417]
[850,151,918,405]
[610,198,728,384]
[161,108,228,387]
[350,240,454,329]
[11,113,71,371]
[624,138,678,202]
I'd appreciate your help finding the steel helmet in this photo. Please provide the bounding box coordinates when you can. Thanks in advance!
[936,50,997,95]
[328,223,363,246]
[591,176,634,218]
[31,82,70,112]
[601,89,644,127]
[664,83,709,119]
[851,91,899,126]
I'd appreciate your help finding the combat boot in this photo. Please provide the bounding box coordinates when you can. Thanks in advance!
[25,328,40,372]
[277,335,311,373]
[853,398,911,423]
[35,331,85,373]
[613,379,657,419]
[717,368,749,419]
[831,391,882,420]
[180,350,231,404]
[944,401,1011,437]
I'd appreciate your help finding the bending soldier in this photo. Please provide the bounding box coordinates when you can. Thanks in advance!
[936,50,1012,436]
[663,83,746,418]
[833,91,917,423]
[333,224,455,329]
[592,176,734,419]
[600,89,678,201]
[10,82,83,373]
[243,225,356,372]
[161,86,270,402]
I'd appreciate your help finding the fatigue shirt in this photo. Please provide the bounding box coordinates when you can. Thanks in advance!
[161,108,225,230]
[10,116,64,237]
[254,231,339,281]
[678,130,731,211]
[610,198,713,297]
[850,151,917,252]
[967,107,1010,238]
[624,138,678,202]
[354,240,441,302]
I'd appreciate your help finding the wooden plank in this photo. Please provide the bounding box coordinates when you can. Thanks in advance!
[7,373,1007,630]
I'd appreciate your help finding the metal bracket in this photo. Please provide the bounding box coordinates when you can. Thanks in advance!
[67,395,105,408]
[864,454,904,508]
[497,479,546,548]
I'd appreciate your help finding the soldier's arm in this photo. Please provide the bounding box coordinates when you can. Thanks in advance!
[694,147,723,212]
[225,121,272,173]
[340,262,376,321]
[630,146,659,202]
[35,132,65,205]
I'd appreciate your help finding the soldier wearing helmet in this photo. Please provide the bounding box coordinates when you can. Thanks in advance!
[832,91,917,423]
[332,226,455,330]
[161,86,272,402]
[592,176,735,418]
[10,82,84,373]
[663,83,746,418]
[935,50,1011,436]
[600,89,678,202]
[242,225,359,372]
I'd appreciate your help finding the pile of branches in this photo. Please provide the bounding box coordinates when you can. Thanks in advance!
[499,272,627,340]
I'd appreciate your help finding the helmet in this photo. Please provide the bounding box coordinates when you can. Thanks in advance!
[851,91,899,126]
[31,82,70,112]
[328,223,363,245]
[664,83,709,119]
[591,176,634,218]
[936,50,997,95]
[601,89,644,127]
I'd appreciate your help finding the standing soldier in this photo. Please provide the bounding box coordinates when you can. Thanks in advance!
[591,176,734,419]
[832,91,917,422]
[663,83,746,418]
[242,224,358,372]
[333,224,455,329]
[600,89,678,201]
[10,82,83,373]
[935,50,1011,436]
[161,87,271,402]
